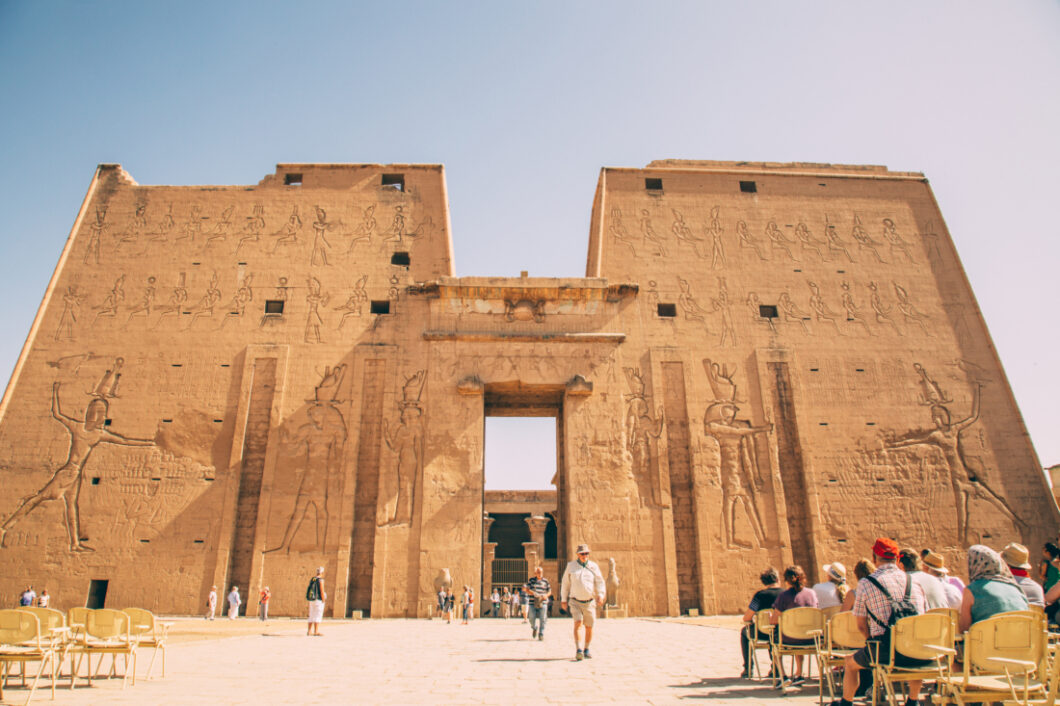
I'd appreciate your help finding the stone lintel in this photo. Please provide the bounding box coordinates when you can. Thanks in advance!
[423,331,625,343]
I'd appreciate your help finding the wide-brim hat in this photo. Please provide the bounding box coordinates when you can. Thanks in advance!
[922,551,949,574]
[576,544,591,554]
[1002,543,1032,570]
[823,562,847,582]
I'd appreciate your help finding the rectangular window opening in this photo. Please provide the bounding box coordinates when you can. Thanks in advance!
[645,177,663,191]
[819,422,829,426]
[162,419,173,423]
[139,539,150,543]
[866,422,876,426]
[381,173,405,191]
[103,419,112,427]
[391,252,410,266]
[213,419,223,423]
[657,303,677,317]
[284,173,303,186]
[194,539,205,544]
[739,180,757,193]
[809,368,820,372]
[264,300,285,315]
[91,477,101,485]
[86,579,108,609]
[759,304,779,319]
[370,300,391,315]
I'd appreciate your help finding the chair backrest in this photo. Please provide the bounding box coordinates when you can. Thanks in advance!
[821,605,842,620]
[965,613,1045,676]
[24,607,66,633]
[891,612,955,662]
[85,608,130,641]
[68,606,89,629]
[123,608,154,637]
[779,607,825,641]
[0,609,42,647]
[927,606,959,623]
[753,609,775,635]
[1028,603,1046,615]
[828,611,867,650]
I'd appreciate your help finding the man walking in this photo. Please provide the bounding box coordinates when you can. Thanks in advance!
[527,566,552,640]
[561,543,606,661]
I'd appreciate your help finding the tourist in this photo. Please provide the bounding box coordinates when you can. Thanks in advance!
[37,589,50,608]
[829,537,929,706]
[898,548,949,609]
[437,586,446,618]
[920,552,962,608]
[527,566,551,641]
[499,587,509,618]
[19,586,35,607]
[560,543,606,661]
[770,565,818,687]
[739,567,781,679]
[227,585,241,619]
[444,587,454,624]
[206,585,217,620]
[811,562,848,610]
[1002,542,1045,607]
[957,545,1029,632]
[259,585,271,621]
[492,587,502,618]
[1040,542,1060,591]
[519,584,530,621]
[841,559,875,611]
[510,586,521,620]
[306,567,326,636]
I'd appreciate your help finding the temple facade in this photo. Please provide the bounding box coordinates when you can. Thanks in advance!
[0,160,1053,617]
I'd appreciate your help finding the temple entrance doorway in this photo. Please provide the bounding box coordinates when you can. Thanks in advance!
[481,382,562,617]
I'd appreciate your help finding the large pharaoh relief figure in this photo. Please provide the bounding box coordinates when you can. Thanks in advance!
[623,367,665,509]
[700,359,773,550]
[265,364,348,554]
[380,370,426,527]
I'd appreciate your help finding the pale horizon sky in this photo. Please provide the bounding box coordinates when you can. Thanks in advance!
[1,2,1058,483]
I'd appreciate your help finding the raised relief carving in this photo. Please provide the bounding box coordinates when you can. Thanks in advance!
[54,285,85,341]
[839,282,873,336]
[824,216,855,262]
[670,209,705,258]
[702,358,772,549]
[124,276,156,328]
[677,278,709,327]
[116,199,147,250]
[237,204,266,250]
[187,273,222,328]
[153,273,188,328]
[708,206,726,268]
[892,282,932,336]
[382,205,406,243]
[271,205,302,253]
[149,203,175,242]
[608,207,637,255]
[736,220,767,260]
[92,275,126,327]
[795,222,827,260]
[206,205,235,244]
[882,218,915,263]
[884,365,1024,544]
[175,205,203,243]
[624,367,665,509]
[335,274,369,330]
[222,274,254,328]
[305,276,330,343]
[265,365,348,554]
[711,279,736,347]
[868,281,902,336]
[778,290,812,334]
[746,292,777,335]
[504,299,545,323]
[808,281,843,335]
[765,221,798,261]
[381,371,426,527]
[84,206,107,265]
[851,214,885,263]
[0,361,154,552]
[346,205,376,251]
[639,209,667,256]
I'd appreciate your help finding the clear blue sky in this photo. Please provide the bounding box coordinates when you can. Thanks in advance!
[1,2,1058,480]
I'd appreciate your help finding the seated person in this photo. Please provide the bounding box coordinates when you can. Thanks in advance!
[740,567,781,679]
[771,565,818,686]
[959,544,1029,632]
[841,559,875,612]
[812,562,848,610]
[1002,543,1045,607]
[922,551,963,608]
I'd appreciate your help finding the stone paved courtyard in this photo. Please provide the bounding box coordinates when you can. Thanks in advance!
[1,615,831,705]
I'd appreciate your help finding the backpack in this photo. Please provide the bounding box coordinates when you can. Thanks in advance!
[865,573,918,631]
[306,576,321,601]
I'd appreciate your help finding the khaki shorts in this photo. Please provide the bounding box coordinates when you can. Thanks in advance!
[569,599,596,627]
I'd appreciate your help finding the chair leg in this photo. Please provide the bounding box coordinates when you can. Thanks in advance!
[146,646,158,680]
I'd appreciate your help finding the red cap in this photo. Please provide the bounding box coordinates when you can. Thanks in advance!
[872,537,899,560]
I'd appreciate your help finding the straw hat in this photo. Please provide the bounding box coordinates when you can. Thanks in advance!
[922,551,949,574]
[576,544,591,554]
[1001,543,1032,570]
[823,562,847,582]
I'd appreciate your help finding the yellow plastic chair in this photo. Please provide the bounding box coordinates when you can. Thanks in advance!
[0,609,58,705]
[770,607,825,689]
[124,608,173,679]
[872,612,955,706]
[69,608,137,690]
[746,609,776,681]
[936,612,1047,705]
[816,611,866,705]
[1002,652,1060,705]
[66,607,88,642]
[22,608,71,680]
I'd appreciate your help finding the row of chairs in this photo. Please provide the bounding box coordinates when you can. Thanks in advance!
[0,606,171,705]
[746,605,1060,705]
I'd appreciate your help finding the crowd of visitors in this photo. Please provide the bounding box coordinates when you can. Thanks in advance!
[740,536,1052,706]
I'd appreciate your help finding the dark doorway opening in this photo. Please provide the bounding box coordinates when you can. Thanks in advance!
[86,579,109,609]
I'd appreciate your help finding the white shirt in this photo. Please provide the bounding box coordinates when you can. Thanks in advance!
[561,559,605,603]
[939,579,962,608]
[811,581,842,609]
[909,571,949,610]
[228,590,241,607]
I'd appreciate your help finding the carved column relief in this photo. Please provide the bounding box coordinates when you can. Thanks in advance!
[347,359,386,616]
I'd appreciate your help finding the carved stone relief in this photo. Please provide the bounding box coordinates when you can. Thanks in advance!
[380,370,426,527]
[623,367,664,508]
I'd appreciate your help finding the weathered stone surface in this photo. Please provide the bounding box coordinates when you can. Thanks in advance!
[0,161,1054,617]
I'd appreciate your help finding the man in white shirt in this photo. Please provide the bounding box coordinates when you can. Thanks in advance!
[227,585,241,619]
[561,543,606,661]
[899,548,949,610]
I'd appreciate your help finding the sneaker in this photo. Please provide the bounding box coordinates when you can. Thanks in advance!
[537,633,543,641]
[583,648,592,659]
[532,628,537,639]
[575,649,584,661]
[789,676,806,687]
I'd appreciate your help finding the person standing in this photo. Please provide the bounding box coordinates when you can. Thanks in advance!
[206,585,218,620]
[436,587,446,618]
[227,585,241,619]
[519,584,530,622]
[19,586,36,607]
[527,566,552,641]
[561,544,606,661]
[444,587,454,624]
[259,586,271,622]
[306,567,326,636]
[37,590,50,608]
[492,588,502,618]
